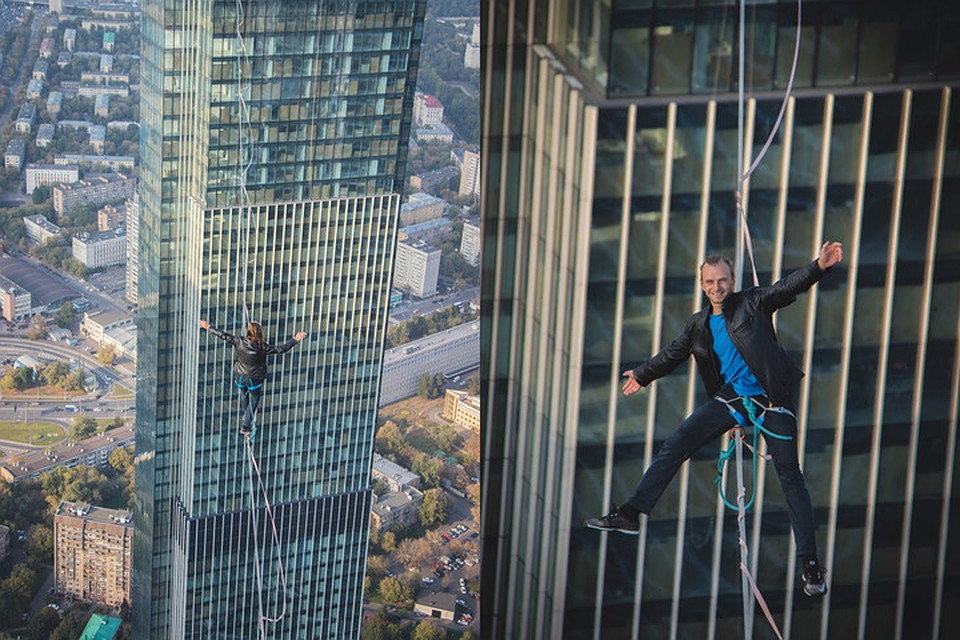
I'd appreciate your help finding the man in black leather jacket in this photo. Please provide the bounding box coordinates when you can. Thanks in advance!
[199,319,307,436]
[585,241,843,597]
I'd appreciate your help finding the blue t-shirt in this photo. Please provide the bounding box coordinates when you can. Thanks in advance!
[709,313,765,397]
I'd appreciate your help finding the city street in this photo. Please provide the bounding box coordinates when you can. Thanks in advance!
[388,286,478,324]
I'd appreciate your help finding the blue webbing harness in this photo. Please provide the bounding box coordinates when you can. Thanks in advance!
[715,395,796,511]
[236,375,262,391]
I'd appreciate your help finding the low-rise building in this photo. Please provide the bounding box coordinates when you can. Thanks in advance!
[57,51,72,67]
[4,138,25,171]
[370,486,424,531]
[89,125,106,153]
[400,192,445,226]
[53,172,136,215]
[78,85,129,98]
[81,308,136,360]
[379,320,480,406]
[25,163,79,194]
[16,103,36,134]
[103,31,115,52]
[0,425,134,484]
[0,253,77,320]
[399,217,451,243]
[413,591,459,622]
[100,54,114,73]
[415,124,455,144]
[409,166,460,195]
[73,229,127,269]
[372,453,420,492]
[0,275,32,322]
[98,203,126,231]
[55,154,135,171]
[63,28,76,51]
[81,71,130,85]
[39,36,55,59]
[32,59,48,80]
[23,213,63,244]
[78,614,122,640]
[464,22,480,69]
[413,92,444,127]
[393,240,441,299]
[26,77,44,100]
[95,94,110,117]
[36,123,55,148]
[47,90,63,115]
[442,389,481,432]
[54,501,133,608]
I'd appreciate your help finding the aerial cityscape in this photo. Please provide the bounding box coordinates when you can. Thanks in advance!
[0,0,479,638]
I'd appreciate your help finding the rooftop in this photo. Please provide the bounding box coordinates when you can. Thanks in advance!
[57,500,133,526]
[0,253,77,308]
[79,614,122,640]
[1,425,134,483]
[383,319,479,365]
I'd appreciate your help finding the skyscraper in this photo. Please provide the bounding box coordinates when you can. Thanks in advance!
[135,1,424,637]
[482,1,960,639]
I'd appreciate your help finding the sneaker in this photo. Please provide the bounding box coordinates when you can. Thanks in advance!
[801,557,828,597]
[584,505,640,535]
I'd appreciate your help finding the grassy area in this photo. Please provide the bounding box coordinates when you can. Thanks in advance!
[109,384,135,399]
[406,433,438,454]
[0,421,64,444]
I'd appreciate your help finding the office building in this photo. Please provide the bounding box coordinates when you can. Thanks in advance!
[442,389,480,433]
[394,240,441,298]
[134,1,425,637]
[25,163,79,194]
[73,230,126,269]
[400,191,446,225]
[483,1,960,639]
[54,501,133,608]
[23,213,62,244]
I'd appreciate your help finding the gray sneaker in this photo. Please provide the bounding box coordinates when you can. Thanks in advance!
[801,558,828,597]
[584,505,640,535]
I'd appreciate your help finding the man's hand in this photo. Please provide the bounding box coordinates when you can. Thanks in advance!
[294,331,308,341]
[622,370,644,396]
[199,319,210,331]
[817,241,843,271]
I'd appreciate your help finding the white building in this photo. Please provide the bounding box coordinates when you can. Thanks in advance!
[458,148,480,197]
[81,308,136,360]
[393,240,441,299]
[63,28,76,51]
[460,219,480,267]
[415,124,455,144]
[464,22,480,69]
[25,164,79,194]
[372,453,420,492]
[379,320,480,406]
[100,54,114,73]
[23,213,63,244]
[72,229,126,269]
[413,92,444,127]
[26,77,43,100]
[16,103,36,134]
[400,192,446,226]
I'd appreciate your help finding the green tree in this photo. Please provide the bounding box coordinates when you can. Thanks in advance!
[411,454,442,488]
[41,361,71,386]
[27,606,61,640]
[362,610,399,640]
[49,613,91,640]
[69,415,98,441]
[55,302,76,327]
[375,421,404,456]
[416,373,443,400]
[426,423,459,452]
[465,372,479,395]
[413,620,444,640]
[379,576,413,605]
[372,478,390,497]
[60,368,86,391]
[418,488,448,529]
[26,523,54,563]
[31,185,51,204]
[366,554,389,577]
[108,446,133,475]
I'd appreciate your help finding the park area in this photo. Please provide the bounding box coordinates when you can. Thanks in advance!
[0,421,64,445]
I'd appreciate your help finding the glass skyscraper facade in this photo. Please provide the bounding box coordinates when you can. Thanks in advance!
[135,1,424,637]
[483,1,960,639]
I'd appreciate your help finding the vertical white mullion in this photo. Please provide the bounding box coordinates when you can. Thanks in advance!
[506,51,548,638]
[785,93,833,640]
[555,101,597,639]
[930,87,954,640]
[630,101,676,637]
[523,63,564,640]
[859,89,908,640]
[820,92,872,640]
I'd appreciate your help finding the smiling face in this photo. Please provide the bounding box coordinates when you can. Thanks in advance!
[700,260,735,313]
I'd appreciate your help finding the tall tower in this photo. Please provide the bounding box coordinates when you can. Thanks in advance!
[483,1,960,639]
[135,1,424,638]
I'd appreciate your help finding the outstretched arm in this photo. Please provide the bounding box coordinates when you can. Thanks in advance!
[761,240,843,312]
[817,241,843,271]
[199,320,240,346]
[269,331,309,355]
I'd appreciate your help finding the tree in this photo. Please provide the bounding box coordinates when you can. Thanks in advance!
[108,446,134,475]
[26,523,53,563]
[49,613,91,640]
[60,369,86,391]
[426,423,459,452]
[26,314,49,340]
[31,185,50,204]
[413,621,444,640]
[418,488,448,529]
[411,454,442,488]
[379,576,413,605]
[41,361,71,386]
[55,302,76,327]
[417,373,443,400]
[381,531,397,554]
[395,538,432,569]
[466,482,480,524]
[366,554,389,577]
[69,415,98,441]
[97,344,116,365]
[375,421,404,456]
[27,607,61,640]
[466,372,480,395]
[372,478,390,497]
[361,610,400,640]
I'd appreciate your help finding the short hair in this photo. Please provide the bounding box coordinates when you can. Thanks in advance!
[699,255,734,279]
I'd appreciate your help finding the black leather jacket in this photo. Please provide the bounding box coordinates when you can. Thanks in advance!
[631,260,829,408]
[207,326,299,381]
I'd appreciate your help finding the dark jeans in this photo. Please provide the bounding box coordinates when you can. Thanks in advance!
[237,377,263,428]
[626,393,818,558]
